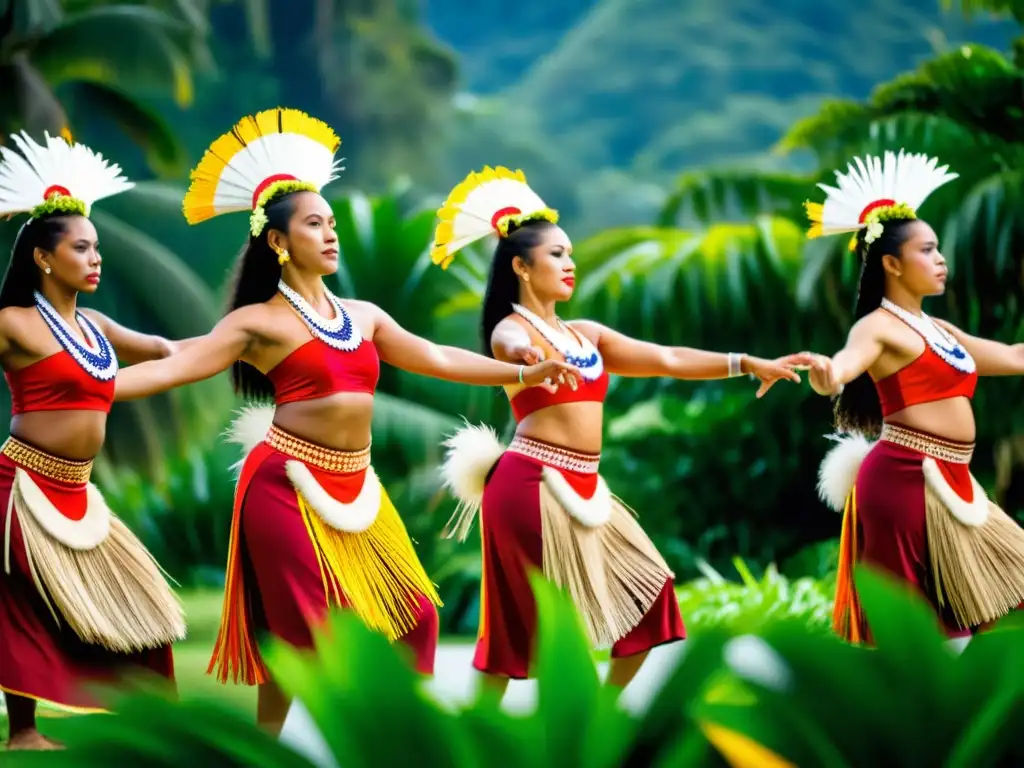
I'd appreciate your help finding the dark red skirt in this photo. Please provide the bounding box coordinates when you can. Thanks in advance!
[210,443,438,685]
[0,454,175,711]
[844,440,972,639]
[474,450,685,679]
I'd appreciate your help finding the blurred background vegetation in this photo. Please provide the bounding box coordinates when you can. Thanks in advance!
[1,0,1023,641]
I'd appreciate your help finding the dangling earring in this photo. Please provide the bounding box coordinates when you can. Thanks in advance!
[44,266,51,275]
[276,249,290,266]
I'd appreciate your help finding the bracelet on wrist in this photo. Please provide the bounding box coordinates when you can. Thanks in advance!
[727,352,745,378]
[517,364,525,384]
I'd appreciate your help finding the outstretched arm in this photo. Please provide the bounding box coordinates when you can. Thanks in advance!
[370,305,578,388]
[82,309,203,364]
[808,315,886,396]
[572,320,812,397]
[934,319,1024,377]
[114,313,251,401]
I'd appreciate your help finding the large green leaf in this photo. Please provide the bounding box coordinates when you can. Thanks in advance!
[60,81,188,177]
[268,610,473,768]
[26,6,194,107]
[37,695,315,766]
[0,54,67,137]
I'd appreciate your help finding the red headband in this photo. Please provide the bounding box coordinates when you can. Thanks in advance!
[252,174,299,209]
[490,206,522,232]
[858,199,896,222]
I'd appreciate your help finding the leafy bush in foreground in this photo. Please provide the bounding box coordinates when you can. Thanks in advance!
[15,568,1024,767]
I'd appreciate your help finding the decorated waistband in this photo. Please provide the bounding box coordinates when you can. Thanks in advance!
[508,434,600,475]
[0,436,93,484]
[880,423,974,465]
[265,424,371,474]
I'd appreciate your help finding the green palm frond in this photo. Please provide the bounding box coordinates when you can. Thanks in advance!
[658,170,816,228]
[573,218,808,351]
[0,2,202,175]
[779,47,1024,160]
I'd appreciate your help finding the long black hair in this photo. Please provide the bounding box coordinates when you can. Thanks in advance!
[226,191,302,399]
[0,215,74,310]
[480,219,558,356]
[833,217,918,436]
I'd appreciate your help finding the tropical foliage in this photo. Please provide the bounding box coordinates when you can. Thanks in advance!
[0,0,204,176]
[11,568,1024,767]
[660,37,1024,510]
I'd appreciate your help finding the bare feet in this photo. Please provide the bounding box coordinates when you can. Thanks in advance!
[5,729,65,751]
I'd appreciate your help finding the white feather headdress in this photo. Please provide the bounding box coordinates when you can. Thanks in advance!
[431,166,559,269]
[805,150,958,252]
[182,107,345,237]
[0,131,134,219]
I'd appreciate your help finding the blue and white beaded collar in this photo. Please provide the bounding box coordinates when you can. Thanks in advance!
[511,303,604,381]
[277,280,363,352]
[33,291,118,381]
[881,298,975,374]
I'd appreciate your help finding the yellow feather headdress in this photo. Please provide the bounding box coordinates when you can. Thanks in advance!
[430,166,559,270]
[804,150,957,254]
[0,131,133,219]
[182,107,344,237]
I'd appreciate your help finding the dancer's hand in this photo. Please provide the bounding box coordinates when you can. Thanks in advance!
[808,354,840,396]
[508,343,547,365]
[746,352,816,398]
[522,360,579,393]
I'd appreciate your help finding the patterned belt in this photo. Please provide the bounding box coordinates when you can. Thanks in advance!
[508,434,601,475]
[265,424,371,474]
[880,423,974,465]
[1,437,93,484]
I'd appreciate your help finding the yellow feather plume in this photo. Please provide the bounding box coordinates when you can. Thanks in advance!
[182,107,344,226]
[431,165,557,270]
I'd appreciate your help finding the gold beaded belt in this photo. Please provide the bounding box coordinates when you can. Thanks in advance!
[265,424,371,474]
[1,437,93,484]
[508,435,600,475]
[880,423,974,465]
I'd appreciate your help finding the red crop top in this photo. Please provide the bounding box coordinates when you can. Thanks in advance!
[507,314,609,421]
[6,351,115,415]
[267,338,380,405]
[873,317,977,417]
[510,367,609,422]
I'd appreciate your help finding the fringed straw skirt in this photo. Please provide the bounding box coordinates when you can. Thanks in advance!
[209,424,441,686]
[444,432,684,680]
[0,437,180,711]
[833,423,1024,643]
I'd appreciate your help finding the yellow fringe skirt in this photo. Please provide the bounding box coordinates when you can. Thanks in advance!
[209,426,441,685]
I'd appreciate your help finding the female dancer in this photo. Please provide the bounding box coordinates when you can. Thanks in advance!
[432,166,812,695]
[0,132,185,751]
[112,109,579,734]
[808,150,1024,644]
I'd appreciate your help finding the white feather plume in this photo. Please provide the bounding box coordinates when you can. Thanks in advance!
[439,422,507,541]
[814,150,958,235]
[182,108,345,225]
[816,433,875,512]
[431,166,554,268]
[0,131,134,216]
[208,133,343,216]
[223,403,276,473]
